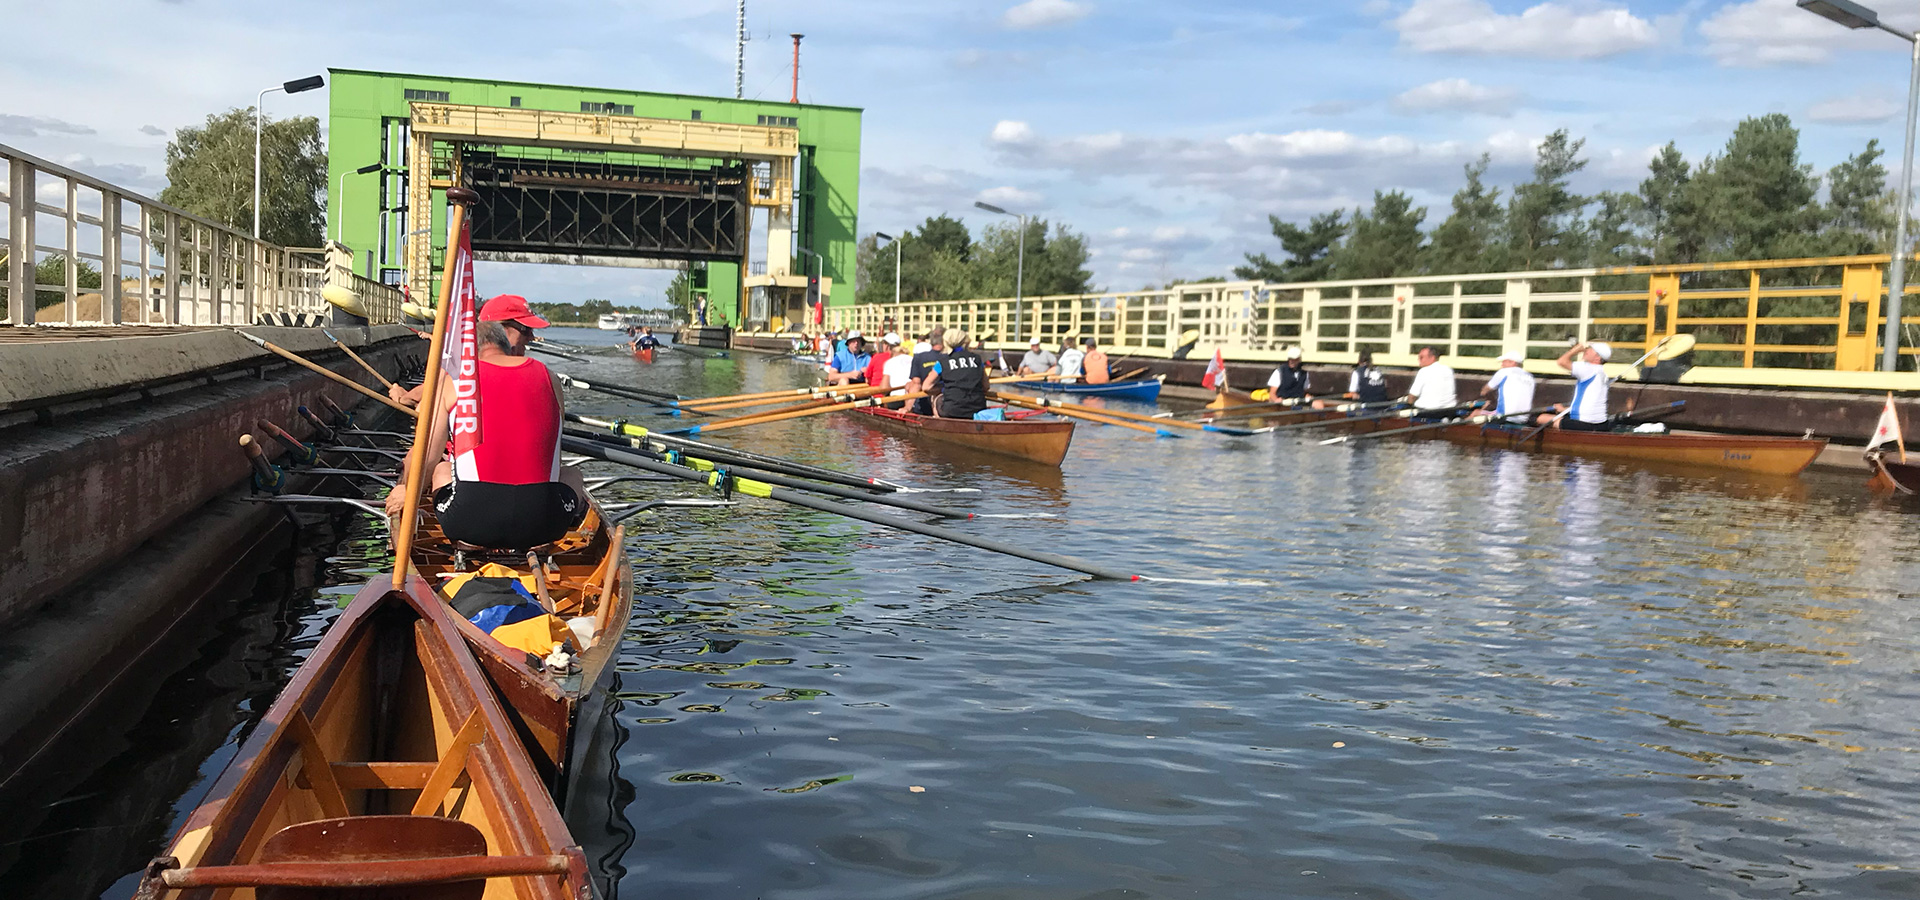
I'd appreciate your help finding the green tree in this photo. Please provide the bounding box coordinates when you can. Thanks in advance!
[1331,191,1427,279]
[1823,139,1892,256]
[1425,154,1507,274]
[664,268,697,321]
[1680,113,1821,261]
[160,108,326,247]
[0,254,104,310]
[1637,142,1692,263]
[1584,190,1642,266]
[974,218,1094,298]
[1234,211,1347,281]
[1508,129,1589,270]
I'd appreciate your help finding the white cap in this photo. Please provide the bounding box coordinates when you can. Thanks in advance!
[1029,336,1042,345]
[913,341,931,353]
[1497,352,1524,364]
[1285,346,1303,360]
[847,330,864,340]
[883,332,902,345]
[1589,341,1613,361]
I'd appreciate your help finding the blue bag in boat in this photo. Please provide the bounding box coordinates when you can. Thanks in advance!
[973,407,1005,422]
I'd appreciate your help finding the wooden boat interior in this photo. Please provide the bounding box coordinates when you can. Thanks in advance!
[137,580,585,900]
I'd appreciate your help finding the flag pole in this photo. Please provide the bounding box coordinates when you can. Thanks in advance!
[390,186,478,589]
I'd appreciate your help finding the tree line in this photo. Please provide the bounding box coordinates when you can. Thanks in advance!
[856,214,1095,304]
[1236,114,1894,283]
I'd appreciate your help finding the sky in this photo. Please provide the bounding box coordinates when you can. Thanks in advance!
[4,0,1919,304]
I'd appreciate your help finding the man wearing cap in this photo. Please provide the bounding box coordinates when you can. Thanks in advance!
[1057,339,1086,383]
[826,330,872,385]
[863,332,901,388]
[1019,336,1058,377]
[1481,353,1536,422]
[1540,341,1614,430]
[881,333,915,401]
[1407,346,1458,412]
[384,294,588,550]
[907,327,947,415]
[1266,346,1311,404]
[1081,337,1112,385]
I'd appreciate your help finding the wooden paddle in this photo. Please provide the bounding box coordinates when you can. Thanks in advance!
[692,381,893,413]
[322,330,397,391]
[236,332,416,416]
[1115,366,1151,381]
[990,393,1180,437]
[996,393,1256,436]
[683,391,930,434]
[1320,405,1558,445]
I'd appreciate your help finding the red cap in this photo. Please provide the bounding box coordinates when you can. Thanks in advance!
[477,294,550,328]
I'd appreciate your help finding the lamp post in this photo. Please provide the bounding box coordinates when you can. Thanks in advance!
[874,231,903,306]
[1799,0,1918,371]
[335,162,383,244]
[254,74,325,240]
[974,200,1027,344]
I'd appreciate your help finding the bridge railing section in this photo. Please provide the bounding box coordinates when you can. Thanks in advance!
[825,255,1913,384]
[1,142,402,327]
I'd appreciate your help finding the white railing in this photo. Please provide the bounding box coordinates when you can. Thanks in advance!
[1,142,401,326]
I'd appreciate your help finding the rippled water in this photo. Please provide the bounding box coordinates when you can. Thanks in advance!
[15,327,1920,899]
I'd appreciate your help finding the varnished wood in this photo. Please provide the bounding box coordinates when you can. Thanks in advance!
[852,405,1074,467]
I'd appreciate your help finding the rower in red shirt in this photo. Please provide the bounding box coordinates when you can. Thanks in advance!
[385,295,589,549]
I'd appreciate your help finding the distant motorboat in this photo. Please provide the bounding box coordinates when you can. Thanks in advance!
[598,313,643,330]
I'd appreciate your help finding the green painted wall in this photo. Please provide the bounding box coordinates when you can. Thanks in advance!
[326,68,862,321]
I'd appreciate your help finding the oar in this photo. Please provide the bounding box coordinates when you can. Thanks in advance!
[557,373,686,405]
[993,393,1252,435]
[529,343,590,363]
[568,413,916,492]
[1260,402,1474,435]
[1177,399,1286,418]
[990,393,1180,437]
[1115,366,1151,381]
[691,381,894,413]
[1319,405,1559,445]
[561,427,972,518]
[679,391,930,435]
[238,434,286,494]
[322,329,397,391]
[562,436,1140,581]
[1211,399,1404,423]
[234,331,415,415]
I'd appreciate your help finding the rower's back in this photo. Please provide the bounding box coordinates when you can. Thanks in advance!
[436,354,583,549]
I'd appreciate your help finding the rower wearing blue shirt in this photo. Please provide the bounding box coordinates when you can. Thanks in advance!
[635,326,660,349]
[1537,341,1612,430]
[826,331,872,385]
[1480,352,1535,422]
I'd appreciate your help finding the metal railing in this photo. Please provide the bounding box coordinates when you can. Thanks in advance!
[1,142,403,327]
[826,255,1915,380]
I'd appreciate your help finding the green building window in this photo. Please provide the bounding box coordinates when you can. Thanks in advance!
[510,96,521,108]
[583,101,634,115]
[757,115,797,128]
[403,88,450,102]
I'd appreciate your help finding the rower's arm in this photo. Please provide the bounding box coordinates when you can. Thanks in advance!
[1554,344,1579,372]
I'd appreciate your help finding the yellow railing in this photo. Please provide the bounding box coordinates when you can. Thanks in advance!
[826,255,1920,389]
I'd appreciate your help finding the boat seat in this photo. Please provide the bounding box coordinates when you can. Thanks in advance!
[255,815,490,900]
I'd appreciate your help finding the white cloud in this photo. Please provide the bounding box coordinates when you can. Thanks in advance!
[139,124,167,137]
[1699,0,1916,66]
[991,119,1036,145]
[1391,78,1521,116]
[1390,0,1660,59]
[1002,0,1091,30]
[1807,94,1902,124]
[0,114,95,138]
[977,185,1044,208]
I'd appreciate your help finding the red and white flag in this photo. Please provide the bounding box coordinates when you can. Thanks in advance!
[1201,348,1227,391]
[1867,392,1906,462]
[445,212,483,480]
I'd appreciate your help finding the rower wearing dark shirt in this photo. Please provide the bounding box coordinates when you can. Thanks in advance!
[907,326,947,415]
[934,329,988,419]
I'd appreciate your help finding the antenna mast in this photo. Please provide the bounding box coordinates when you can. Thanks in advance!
[734,0,746,99]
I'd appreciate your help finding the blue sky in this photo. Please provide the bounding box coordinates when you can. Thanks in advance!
[3,0,1917,302]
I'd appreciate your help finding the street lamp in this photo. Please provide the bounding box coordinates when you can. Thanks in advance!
[335,162,383,243]
[874,231,903,306]
[1799,0,1918,371]
[974,200,1027,344]
[255,74,325,240]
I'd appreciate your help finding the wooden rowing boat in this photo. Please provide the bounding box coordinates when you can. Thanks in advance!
[852,405,1075,466]
[133,577,591,900]
[407,503,634,802]
[1868,450,1920,493]
[1032,376,1163,402]
[1350,416,1828,476]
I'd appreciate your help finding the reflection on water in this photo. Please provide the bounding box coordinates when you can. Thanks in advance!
[12,329,1920,899]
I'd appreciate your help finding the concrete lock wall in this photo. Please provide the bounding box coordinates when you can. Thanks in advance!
[0,326,420,627]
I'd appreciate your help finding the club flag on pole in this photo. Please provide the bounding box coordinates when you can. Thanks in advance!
[1201,348,1226,391]
[446,212,483,480]
[1867,392,1906,462]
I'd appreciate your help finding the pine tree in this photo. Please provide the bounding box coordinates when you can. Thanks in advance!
[1637,142,1692,263]
[1332,191,1427,279]
[1584,191,1642,266]
[1681,113,1821,261]
[1234,211,1347,281]
[1507,129,1589,270]
[1824,139,1892,256]
[1425,154,1507,275]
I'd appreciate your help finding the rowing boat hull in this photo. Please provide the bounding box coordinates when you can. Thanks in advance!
[1868,452,1920,493]
[136,577,591,899]
[1395,420,1828,476]
[853,406,1075,466]
[409,505,635,802]
[1034,377,1163,402]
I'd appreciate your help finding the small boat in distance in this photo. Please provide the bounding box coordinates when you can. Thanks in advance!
[1868,451,1920,493]
[854,405,1075,466]
[597,312,643,330]
[1030,375,1164,403]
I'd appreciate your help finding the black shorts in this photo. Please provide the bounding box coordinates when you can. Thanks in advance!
[433,480,586,549]
[1560,418,1613,432]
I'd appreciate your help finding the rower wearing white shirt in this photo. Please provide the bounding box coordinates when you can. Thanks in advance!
[1057,341,1086,383]
[1539,341,1613,430]
[1406,346,1458,411]
[1481,352,1536,422]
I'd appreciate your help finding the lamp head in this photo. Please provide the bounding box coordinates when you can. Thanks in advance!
[1797,0,1880,29]
[354,163,383,175]
[283,75,325,94]
[973,201,1008,215]
[874,231,894,242]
